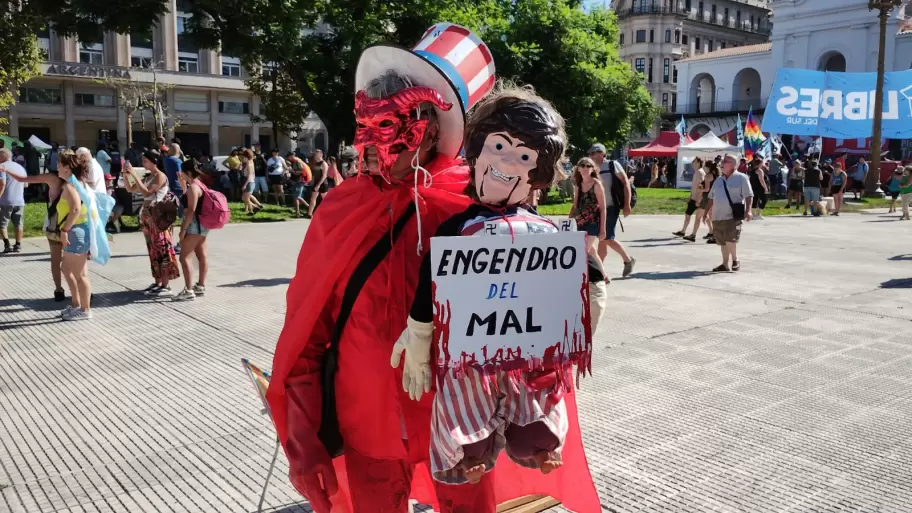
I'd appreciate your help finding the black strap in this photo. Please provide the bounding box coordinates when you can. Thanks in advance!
[721,176,737,209]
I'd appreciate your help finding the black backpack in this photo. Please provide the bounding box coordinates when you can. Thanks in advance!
[109,151,123,174]
[607,160,638,209]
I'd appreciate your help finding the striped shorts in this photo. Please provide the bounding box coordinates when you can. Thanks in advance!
[429,367,569,484]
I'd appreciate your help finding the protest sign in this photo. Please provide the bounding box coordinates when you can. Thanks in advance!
[430,231,591,375]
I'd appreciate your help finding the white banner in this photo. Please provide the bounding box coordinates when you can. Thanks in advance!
[430,231,590,372]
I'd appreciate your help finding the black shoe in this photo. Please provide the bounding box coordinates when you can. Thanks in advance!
[706,237,716,244]
[712,264,730,273]
[683,235,696,242]
[12,243,21,253]
[672,231,686,237]
[702,234,712,240]
[732,260,741,272]
[2,241,10,253]
[54,289,66,302]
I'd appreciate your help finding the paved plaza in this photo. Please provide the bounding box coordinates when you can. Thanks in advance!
[1,210,912,513]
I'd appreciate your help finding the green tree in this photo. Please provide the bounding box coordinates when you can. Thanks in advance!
[0,0,170,135]
[187,0,654,154]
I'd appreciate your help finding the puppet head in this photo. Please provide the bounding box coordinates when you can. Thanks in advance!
[463,85,566,207]
[353,81,453,181]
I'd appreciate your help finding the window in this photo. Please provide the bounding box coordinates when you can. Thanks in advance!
[19,87,62,104]
[649,29,654,43]
[736,10,741,25]
[218,100,250,115]
[662,93,669,109]
[131,57,153,68]
[663,58,670,83]
[648,58,653,82]
[665,30,671,43]
[636,30,646,43]
[708,40,713,52]
[634,58,645,74]
[673,59,679,83]
[178,54,199,73]
[79,44,103,65]
[711,4,717,21]
[685,0,691,9]
[695,37,701,51]
[721,41,726,49]
[750,15,755,30]
[698,1,704,18]
[682,34,689,45]
[175,92,209,112]
[620,33,625,45]
[222,56,241,77]
[724,7,729,24]
[74,92,114,107]
[675,30,681,43]
[671,93,677,112]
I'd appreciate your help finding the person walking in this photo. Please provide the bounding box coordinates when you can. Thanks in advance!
[647,160,660,187]
[673,157,705,241]
[123,150,180,298]
[76,147,106,195]
[173,161,209,301]
[589,143,636,277]
[748,159,768,220]
[570,157,607,270]
[240,149,264,214]
[900,166,912,220]
[267,148,287,205]
[851,156,869,200]
[0,155,67,300]
[786,161,804,209]
[885,169,902,214]
[252,142,269,202]
[327,156,344,187]
[226,149,243,201]
[305,149,328,219]
[96,144,112,178]
[698,163,718,244]
[0,148,26,253]
[830,161,848,216]
[288,152,312,217]
[706,154,753,272]
[55,151,94,321]
[803,160,823,216]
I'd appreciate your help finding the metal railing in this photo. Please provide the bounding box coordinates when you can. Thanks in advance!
[617,5,773,36]
[672,98,768,115]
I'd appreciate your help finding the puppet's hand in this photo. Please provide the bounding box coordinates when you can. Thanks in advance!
[390,317,434,401]
[589,280,608,335]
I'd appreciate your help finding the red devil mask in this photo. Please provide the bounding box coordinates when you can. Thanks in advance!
[353,86,453,182]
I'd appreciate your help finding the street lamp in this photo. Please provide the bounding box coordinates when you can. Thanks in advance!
[866,0,902,197]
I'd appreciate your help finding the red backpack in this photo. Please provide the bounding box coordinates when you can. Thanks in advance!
[197,182,231,229]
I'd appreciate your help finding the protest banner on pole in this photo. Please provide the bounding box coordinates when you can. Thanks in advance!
[430,231,591,375]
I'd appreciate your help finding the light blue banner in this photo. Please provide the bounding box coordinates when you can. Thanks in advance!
[762,68,912,138]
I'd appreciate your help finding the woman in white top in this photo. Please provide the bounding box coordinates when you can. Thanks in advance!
[123,149,181,297]
[240,149,263,214]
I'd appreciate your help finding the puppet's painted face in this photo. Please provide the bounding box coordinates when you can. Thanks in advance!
[474,132,539,206]
[353,87,452,181]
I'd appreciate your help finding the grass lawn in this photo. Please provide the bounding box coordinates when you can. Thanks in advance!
[537,187,893,217]
[20,201,297,239]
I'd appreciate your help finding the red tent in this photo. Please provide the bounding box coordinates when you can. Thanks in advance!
[628,131,694,157]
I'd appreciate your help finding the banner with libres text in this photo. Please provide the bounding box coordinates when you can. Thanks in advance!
[762,68,912,139]
[430,231,591,375]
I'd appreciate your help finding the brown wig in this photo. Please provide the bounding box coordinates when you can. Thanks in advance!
[242,148,254,160]
[573,157,601,190]
[463,83,566,201]
[57,150,88,180]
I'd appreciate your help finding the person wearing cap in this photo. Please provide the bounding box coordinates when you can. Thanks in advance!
[588,142,636,278]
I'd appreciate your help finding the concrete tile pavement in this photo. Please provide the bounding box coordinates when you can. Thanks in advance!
[0,211,910,512]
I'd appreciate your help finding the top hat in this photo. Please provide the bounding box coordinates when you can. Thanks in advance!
[355,23,496,159]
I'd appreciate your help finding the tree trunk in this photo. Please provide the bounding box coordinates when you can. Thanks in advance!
[866,6,889,197]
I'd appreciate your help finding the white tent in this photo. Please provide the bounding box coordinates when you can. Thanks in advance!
[676,132,742,189]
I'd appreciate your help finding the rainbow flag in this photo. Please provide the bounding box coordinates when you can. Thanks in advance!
[744,107,766,160]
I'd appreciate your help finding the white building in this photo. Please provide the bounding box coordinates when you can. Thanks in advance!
[672,0,912,143]
[7,0,328,156]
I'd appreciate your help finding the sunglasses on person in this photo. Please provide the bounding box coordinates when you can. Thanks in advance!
[579,164,594,169]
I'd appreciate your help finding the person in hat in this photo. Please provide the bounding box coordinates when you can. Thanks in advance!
[395,84,605,496]
[267,23,495,513]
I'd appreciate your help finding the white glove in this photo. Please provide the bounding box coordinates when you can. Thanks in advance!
[589,281,608,336]
[390,317,434,401]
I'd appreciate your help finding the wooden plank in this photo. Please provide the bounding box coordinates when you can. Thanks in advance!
[496,495,560,513]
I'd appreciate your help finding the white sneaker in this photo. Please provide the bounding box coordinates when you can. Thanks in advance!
[60,305,76,318]
[154,287,173,298]
[192,283,206,296]
[143,284,161,296]
[63,309,93,321]
[172,289,196,301]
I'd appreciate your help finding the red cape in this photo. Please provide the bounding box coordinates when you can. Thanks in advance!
[267,157,600,513]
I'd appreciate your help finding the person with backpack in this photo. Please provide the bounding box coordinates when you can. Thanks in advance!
[173,160,219,301]
[589,143,636,278]
[108,142,123,180]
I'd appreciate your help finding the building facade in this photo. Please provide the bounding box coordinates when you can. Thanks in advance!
[7,0,327,156]
[613,0,772,143]
[672,0,912,145]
